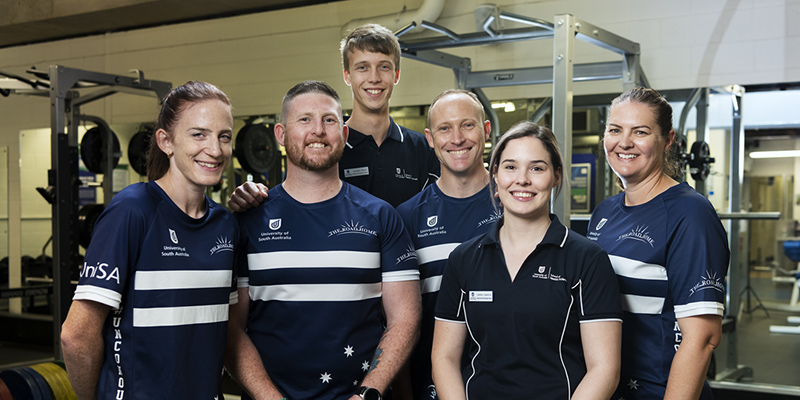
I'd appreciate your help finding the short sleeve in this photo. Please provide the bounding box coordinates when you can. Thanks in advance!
[576,244,623,322]
[667,199,729,318]
[434,249,466,323]
[379,205,420,282]
[72,197,146,309]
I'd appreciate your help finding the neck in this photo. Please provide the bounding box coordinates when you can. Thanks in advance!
[282,164,343,203]
[155,174,207,218]
[622,173,678,206]
[501,211,552,245]
[436,168,490,199]
[347,107,391,146]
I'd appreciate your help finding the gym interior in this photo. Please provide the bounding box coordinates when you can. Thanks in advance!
[1,0,800,398]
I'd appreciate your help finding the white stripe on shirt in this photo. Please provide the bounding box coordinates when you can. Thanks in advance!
[134,270,232,290]
[609,255,667,280]
[73,285,123,309]
[248,251,380,269]
[249,283,382,302]
[133,304,229,327]
[417,243,459,264]
[421,275,442,294]
[622,293,665,314]
[675,301,724,318]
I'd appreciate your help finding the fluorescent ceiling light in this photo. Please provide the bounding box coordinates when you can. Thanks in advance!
[749,150,800,159]
[491,102,516,112]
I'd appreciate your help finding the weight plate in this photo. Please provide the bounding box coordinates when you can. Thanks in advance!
[19,367,50,400]
[689,141,711,181]
[1,368,38,400]
[31,363,77,400]
[235,124,279,174]
[128,128,152,176]
[80,126,121,174]
[78,203,105,249]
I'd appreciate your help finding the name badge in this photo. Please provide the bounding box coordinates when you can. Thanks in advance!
[469,291,493,302]
[344,166,370,178]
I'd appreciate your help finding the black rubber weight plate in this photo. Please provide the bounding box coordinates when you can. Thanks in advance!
[0,368,38,400]
[128,129,151,176]
[78,203,105,250]
[235,124,279,174]
[80,126,121,174]
[19,367,49,400]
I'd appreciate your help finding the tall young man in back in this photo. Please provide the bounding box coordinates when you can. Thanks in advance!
[339,24,439,207]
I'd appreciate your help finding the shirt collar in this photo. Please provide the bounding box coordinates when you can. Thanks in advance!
[345,116,403,148]
[479,214,568,249]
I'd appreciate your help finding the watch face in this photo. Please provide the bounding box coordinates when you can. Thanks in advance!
[360,387,381,400]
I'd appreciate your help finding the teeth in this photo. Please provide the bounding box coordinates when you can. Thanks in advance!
[307,143,325,148]
[512,192,533,198]
[618,153,637,159]
[366,89,382,95]
[197,161,218,168]
[449,149,468,155]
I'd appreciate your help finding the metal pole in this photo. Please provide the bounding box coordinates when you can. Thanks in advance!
[553,14,575,226]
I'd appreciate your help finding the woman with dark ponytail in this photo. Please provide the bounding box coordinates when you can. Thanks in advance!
[62,81,239,400]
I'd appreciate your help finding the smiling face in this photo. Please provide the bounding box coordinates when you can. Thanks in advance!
[343,49,399,115]
[604,100,674,187]
[494,136,560,221]
[276,92,347,172]
[158,99,233,190]
[425,93,490,179]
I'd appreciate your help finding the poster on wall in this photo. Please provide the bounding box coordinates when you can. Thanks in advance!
[571,163,591,213]
[78,169,96,206]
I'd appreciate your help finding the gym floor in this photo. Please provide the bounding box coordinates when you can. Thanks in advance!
[1,270,799,398]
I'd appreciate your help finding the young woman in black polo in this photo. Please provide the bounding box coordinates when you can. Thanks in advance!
[432,121,623,400]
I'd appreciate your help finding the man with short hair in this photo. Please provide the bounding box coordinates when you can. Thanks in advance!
[225,80,421,400]
[337,23,439,208]
[396,89,501,400]
[227,24,438,211]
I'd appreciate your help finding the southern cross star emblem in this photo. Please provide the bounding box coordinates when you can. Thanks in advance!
[627,378,639,390]
[344,345,354,357]
[320,372,332,383]
[361,361,370,371]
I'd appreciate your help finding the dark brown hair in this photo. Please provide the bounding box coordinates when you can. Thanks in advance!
[340,23,401,73]
[488,121,564,210]
[146,81,231,180]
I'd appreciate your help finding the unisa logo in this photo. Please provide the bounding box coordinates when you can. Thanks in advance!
[269,219,282,230]
[427,215,438,227]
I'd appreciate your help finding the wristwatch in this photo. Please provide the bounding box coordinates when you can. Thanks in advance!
[357,386,382,400]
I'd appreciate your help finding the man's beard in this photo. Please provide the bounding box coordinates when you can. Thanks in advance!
[287,141,344,171]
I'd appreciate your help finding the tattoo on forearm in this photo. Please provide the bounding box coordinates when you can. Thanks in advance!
[369,348,383,372]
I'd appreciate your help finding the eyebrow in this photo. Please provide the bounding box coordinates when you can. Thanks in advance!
[607,122,651,130]
[501,158,549,165]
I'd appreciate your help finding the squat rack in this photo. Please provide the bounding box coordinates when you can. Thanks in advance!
[2,66,171,358]
[398,11,648,223]
[398,12,770,385]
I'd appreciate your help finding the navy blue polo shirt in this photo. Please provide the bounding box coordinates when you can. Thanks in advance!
[435,215,622,399]
[340,117,439,207]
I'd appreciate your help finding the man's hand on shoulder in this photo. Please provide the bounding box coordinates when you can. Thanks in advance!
[228,182,269,212]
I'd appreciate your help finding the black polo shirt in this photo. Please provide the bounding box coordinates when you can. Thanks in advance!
[340,117,439,207]
[435,215,622,399]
